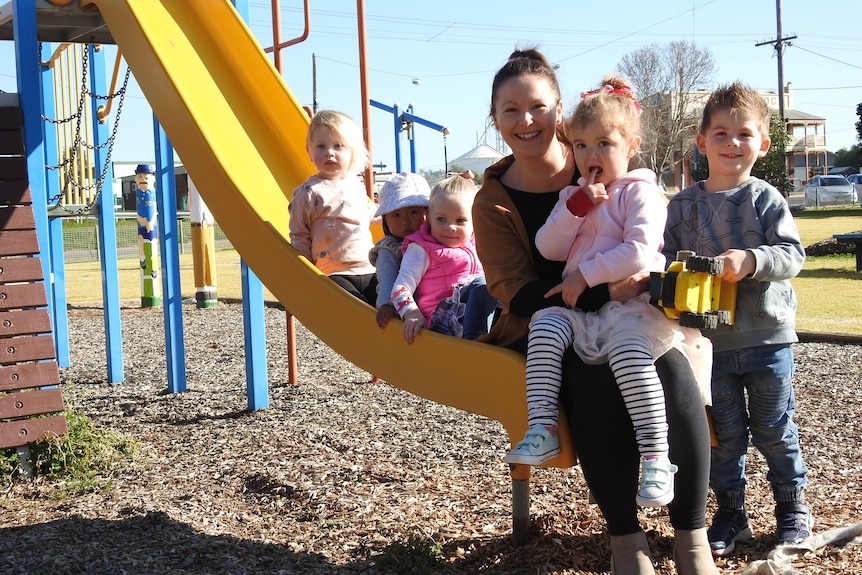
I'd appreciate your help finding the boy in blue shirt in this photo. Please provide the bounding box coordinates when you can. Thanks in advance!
[663,82,811,557]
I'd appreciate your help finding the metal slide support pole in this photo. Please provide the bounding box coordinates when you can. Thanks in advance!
[40,44,70,367]
[88,44,124,384]
[153,118,186,393]
[242,262,268,411]
[511,464,531,546]
[356,0,374,199]
[232,0,269,410]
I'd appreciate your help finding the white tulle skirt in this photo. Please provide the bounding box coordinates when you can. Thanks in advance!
[531,292,713,405]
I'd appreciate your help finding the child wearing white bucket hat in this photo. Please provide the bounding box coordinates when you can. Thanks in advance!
[369,172,431,328]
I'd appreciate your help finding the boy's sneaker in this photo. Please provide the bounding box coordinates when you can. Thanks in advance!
[775,502,813,545]
[635,454,678,506]
[504,425,560,465]
[707,507,752,557]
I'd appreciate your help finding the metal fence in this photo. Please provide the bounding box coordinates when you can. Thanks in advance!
[58,214,232,264]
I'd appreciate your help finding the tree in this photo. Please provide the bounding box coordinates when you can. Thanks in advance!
[691,113,793,196]
[753,114,792,196]
[856,103,862,142]
[835,144,862,170]
[617,41,717,180]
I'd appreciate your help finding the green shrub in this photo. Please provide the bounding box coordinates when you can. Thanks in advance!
[1,410,139,497]
[376,528,444,573]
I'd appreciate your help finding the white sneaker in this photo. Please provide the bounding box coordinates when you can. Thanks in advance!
[504,425,560,465]
[636,454,678,507]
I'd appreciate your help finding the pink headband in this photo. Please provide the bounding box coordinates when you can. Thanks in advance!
[580,84,641,112]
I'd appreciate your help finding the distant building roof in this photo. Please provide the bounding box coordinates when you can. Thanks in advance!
[828,166,856,176]
[785,109,825,124]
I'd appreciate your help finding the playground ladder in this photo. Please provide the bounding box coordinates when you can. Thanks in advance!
[0,93,67,450]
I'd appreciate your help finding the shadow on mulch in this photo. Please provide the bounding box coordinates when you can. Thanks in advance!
[0,510,348,574]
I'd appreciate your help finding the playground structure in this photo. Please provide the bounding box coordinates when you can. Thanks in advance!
[2,0,569,544]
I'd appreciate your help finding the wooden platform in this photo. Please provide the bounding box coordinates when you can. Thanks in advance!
[0,0,114,44]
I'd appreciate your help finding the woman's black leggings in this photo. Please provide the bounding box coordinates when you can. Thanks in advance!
[558,347,710,535]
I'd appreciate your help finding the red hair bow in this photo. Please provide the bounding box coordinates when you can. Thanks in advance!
[580,84,641,112]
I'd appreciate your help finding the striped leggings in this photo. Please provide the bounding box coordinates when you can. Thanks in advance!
[525,310,669,456]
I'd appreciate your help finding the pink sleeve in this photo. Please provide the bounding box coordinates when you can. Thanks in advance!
[535,185,587,262]
[579,180,667,285]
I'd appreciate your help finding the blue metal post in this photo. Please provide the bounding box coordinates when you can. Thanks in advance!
[88,44,124,384]
[370,99,402,173]
[393,103,401,173]
[13,0,51,309]
[241,262,268,411]
[408,105,417,173]
[154,118,186,393]
[41,46,70,367]
[233,0,268,410]
[47,217,69,366]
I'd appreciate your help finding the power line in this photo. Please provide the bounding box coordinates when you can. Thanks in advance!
[793,45,862,72]
[792,85,862,91]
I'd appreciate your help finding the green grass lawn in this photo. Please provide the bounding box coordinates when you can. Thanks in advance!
[63,249,277,305]
[790,206,862,247]
[790,207,861,334]
[62,207,862,334]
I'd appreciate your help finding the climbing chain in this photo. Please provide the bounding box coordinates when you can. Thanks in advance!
[40,45,130,216]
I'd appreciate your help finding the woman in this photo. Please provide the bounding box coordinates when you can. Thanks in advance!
[472,48,717,575]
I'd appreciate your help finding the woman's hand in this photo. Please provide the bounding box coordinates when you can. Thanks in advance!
[376,304,398,328]
[609,271,650,302]
[401,309,426,344]
[545,269,587,308]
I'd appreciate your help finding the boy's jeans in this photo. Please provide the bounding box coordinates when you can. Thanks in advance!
[459,276,499,340]
[708,343,808,509]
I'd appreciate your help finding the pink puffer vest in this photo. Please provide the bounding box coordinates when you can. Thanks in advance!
[403,224,484,323]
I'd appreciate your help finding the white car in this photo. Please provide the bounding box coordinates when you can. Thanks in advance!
[804,175,857,207]
[847,174,862,199]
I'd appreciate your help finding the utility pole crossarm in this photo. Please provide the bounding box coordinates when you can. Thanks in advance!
[754,34,797,48]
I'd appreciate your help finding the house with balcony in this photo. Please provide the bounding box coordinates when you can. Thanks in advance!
[665,82,827,191]
[761,84,828,187]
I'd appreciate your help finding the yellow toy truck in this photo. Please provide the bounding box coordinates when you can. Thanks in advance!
[649,250,737,330]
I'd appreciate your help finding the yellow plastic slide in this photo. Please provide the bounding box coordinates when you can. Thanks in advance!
[81,0,573,467]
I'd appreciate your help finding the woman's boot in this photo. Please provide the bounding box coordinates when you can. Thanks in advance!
[609,531,656,575]
[673,528,720,575]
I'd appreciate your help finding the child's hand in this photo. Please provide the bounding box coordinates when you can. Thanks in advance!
[401,309,426,344]
[581,167,609,205]
[717,249,755,282]
[376,304,397,328]
[564,168,608,217]
[545,269,587,308]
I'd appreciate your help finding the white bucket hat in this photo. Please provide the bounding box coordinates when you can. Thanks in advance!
[375,172,431,217]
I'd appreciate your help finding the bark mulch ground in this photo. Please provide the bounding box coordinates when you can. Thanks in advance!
[1,303,860,574]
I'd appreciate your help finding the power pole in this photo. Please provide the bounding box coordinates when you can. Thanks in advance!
[312,53,318,114]
[756,0,796,121]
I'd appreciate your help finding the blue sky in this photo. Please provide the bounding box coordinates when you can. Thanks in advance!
[1,0,860,174]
